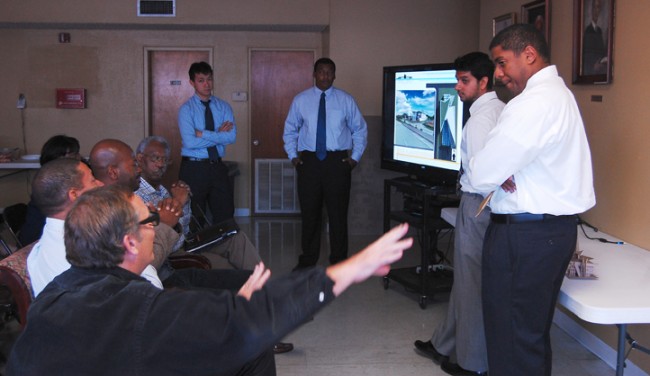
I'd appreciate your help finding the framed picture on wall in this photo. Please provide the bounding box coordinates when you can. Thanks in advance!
[572,0,614,84]
[493,12,517,36]
[522,0,551,46]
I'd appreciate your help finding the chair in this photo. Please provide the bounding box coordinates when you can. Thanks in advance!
[2,203,28,253]
[0,242,35,328]
[168,253,212,270]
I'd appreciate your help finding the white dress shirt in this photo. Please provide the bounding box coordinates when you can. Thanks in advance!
[467,65,596,215]
[28,217,163,297]
[459,91,505,195]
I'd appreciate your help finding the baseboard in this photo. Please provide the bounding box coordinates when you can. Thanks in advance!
[553,308,648,375]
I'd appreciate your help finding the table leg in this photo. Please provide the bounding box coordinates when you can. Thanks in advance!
[617,324,626,376]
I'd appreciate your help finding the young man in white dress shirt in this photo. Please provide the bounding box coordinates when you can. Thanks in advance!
[414,52,504,376]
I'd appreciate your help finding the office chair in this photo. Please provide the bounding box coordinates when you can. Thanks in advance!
[0,242,35,328]
[2,203,28,254]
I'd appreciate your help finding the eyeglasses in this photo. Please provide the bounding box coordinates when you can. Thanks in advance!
[138,211,160,227]
[145,154,172,165]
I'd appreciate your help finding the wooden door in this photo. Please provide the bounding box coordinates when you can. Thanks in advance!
[250,50,314,214]
[148,49,210,189]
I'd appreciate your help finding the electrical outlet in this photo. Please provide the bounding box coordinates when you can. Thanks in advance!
[16,94,25,109]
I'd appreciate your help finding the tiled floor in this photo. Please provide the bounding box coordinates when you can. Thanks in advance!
[0,217,617,375]
[243,217,615,376]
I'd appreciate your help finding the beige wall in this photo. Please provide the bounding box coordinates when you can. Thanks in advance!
[4,0,648,371]
[0,29,322,209]
[480,0,650,372]
[0,0,479,237]
[1,0,329,26]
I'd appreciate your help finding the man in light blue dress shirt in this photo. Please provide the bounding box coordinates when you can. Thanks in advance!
[178,61,236,226]
[283,58,368,269]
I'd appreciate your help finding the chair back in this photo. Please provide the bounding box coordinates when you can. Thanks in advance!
[2,203,28,251]
[0,242,35,328]
[168,253,212,270]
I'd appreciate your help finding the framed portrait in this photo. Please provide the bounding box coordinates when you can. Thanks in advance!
[522,0,551,46]
[493,12,517,36]
[572,0,614,84]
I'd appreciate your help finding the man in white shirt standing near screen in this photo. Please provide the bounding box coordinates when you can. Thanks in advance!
[414,52,504,376]
[466,24,596,376]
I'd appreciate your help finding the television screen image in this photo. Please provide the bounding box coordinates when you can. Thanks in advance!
[382,64,466,187]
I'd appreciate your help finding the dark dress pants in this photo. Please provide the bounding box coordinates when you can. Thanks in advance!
[163,268,276,376]
[482,215,576,376]
[163,268,252,292]
[179,159,234,226]
[296,151,351,266]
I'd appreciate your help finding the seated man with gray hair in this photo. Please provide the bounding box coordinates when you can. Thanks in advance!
[7,185,412,375]
[134,135,259,270]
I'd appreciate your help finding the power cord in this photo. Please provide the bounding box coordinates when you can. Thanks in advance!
[577,216,625,245]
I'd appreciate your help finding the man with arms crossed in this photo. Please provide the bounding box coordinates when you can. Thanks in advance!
[178,61,236,225]
[414,52,504,376]
[283,57,368,269]
[8,185,412,375]
[466,24,595,375]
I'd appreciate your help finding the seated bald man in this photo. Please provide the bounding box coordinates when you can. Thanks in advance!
[7,185,412,375]
[88,139,252,291]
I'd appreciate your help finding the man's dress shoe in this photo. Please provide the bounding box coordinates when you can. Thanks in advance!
[441,359,488,376]
[413,339,448,364]
[273,342,294,354]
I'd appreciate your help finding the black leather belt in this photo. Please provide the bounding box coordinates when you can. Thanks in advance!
[490,213,573,224]
[300,150,349,156]
[182,156,221,163]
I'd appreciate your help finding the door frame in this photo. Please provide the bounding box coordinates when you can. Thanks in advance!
[143,47,214,137]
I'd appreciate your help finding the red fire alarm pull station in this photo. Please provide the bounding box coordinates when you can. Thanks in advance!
[56,88,86,109]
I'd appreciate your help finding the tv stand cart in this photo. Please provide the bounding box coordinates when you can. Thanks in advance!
[383,176,459,308]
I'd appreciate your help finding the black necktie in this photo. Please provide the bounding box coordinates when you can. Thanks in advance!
[201,100,220,161]
[316,92,327,160]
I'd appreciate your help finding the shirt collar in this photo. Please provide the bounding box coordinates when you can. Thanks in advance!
[138,177,159,195]
[313,86,333,96]
[469,91,499,116]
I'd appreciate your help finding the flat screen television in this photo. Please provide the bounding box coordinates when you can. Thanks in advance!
[381,63,467,187]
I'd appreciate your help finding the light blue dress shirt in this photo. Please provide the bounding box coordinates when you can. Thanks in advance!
[283,86,368,162]
[178,94,236,158]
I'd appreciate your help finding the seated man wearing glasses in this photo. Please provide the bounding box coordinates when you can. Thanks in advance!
[134,136,260,271]
[90,138,293,354]
[9,184,412,375]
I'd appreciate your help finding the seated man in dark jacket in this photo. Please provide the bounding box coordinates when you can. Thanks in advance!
[7,185,412,375]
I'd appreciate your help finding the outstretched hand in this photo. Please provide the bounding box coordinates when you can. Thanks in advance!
[237,262,271,300]
[326,223,412,296]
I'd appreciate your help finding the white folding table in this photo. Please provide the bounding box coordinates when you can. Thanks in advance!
[440,207,650,376]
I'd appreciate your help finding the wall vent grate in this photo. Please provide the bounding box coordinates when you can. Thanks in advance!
[138,0,175,17]
[255,159,300,214]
